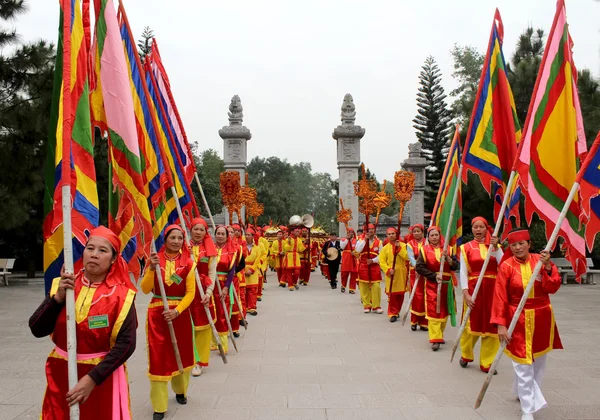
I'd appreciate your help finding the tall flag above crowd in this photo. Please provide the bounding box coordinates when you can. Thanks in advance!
[90,0,153,279]
[461,9,522,239]
[514,0,588,280]
[430,126,463,251]
[43,0,99,293]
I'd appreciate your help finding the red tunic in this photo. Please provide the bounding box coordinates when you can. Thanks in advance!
[357,238,383,283]
[146,252,195,380]
[43,274,135,419]
[490,254,563,364]
[341,239,358,273]
[190,243,216,331]
[214,244,238,334]
[407,239,426,316]
[420,245,455,320]
[460,240,498,336]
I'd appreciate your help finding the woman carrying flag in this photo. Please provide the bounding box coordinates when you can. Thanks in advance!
[141,225,196,420]
[29,226,137,419]
[406,224,428,331]
[415,226,458,351]
[458,217,502,373]
[379,228,409,322]
[189,218,217,377]
[491,228,562,420]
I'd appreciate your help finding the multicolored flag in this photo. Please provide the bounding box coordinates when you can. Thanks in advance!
[117,4,178,251]
[43,0,99,293]
[578,131,600,249]
[514,0,587,280]
[149,40,199,186]
[431,126,463,251]
[461,9,522,238]
[90,0,152,278]
[145,56,197,227]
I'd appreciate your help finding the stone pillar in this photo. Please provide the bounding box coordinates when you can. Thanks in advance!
[333,94,365,236]
[401,142,428,227]
[219,95,252,224]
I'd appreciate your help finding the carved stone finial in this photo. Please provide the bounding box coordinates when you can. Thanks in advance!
[408,142,422,157]
[341,93,356,125]
[228,95,244,125]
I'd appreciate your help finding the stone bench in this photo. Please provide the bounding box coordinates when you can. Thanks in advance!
[551,257,598,285]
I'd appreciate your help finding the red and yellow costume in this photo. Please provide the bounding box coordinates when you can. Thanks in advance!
[340,230,358,293]
[379,230,409,319]
[299,229,318,285]
[189,218,217,369]
[406,225,427,328]
[283,230,307,290]
[459,217,502,372]
[230,225,246,332]
[355,225,383,312]
[271,227,287,286]
[244,229,262,314]
[141,225,196,414]
[415,226,458,344]
[257,227,270,298]
[490,229,562,415]
[30,227,136,420]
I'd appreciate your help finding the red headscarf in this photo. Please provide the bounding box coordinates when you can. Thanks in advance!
[87,226,134,290]
[471,216,493,246]
[191,218,217,257]
[164,224,191,261]
[500,229,531,265]
[427,225,445,248]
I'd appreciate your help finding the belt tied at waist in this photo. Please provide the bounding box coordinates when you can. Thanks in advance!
[152,294,183,300]
[54,346,130,419]
[510,296,550,309]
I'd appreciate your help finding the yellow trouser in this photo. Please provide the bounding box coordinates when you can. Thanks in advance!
[428,318,447,343]
[460,332,499,369]
[358,282,381,309]
[150,371,190,413]
[195,328,212,366]
[211,332,229,355]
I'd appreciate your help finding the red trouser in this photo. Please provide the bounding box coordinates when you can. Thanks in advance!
[341,271,357,290]
[299,260,311,284]
[387,293,405,318]
[411,313,428,327]
[245,284,258,311]
[277,268,285,285]
[214,281,231,334]
[258,274,264,298]
[286,268,300,287]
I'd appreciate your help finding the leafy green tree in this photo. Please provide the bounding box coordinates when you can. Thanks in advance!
[190,147,224,215]
[413,56,453,214]
[449,44,484,132]
[137,26,154,59]
[0,0,55,275]
[578,69,600,149]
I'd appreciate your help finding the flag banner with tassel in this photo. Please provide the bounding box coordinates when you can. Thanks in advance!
[514,0,587,281]
[461,9,522,238]
[431,127,463,251]
[43,0,99,293]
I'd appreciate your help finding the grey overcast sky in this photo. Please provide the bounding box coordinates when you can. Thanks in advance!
[17,0,600,182]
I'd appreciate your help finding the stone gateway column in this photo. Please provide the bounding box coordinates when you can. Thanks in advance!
[333,94,365,236]
[401,142,428,227]
[219,95,252,224]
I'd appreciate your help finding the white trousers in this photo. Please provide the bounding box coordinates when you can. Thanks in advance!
[512,355,548,414]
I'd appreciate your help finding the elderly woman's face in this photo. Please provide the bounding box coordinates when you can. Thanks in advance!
[83,236,116,277]
[191,223,207,242]
[428,230,440,245]
[216,227,228,245]
[166,230,184,254]
[413,227,423,241]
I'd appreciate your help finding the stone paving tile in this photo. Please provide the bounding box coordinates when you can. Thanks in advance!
[3,276,600,420]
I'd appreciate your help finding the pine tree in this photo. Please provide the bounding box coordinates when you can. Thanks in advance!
[137,26,154,59]
[413,56,453,213]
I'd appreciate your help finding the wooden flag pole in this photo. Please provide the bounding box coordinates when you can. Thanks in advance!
[436,163,463,314]
[61,186,80,420]
[450,171,517,362]
[474,181,580,409]
[151,240,184,373]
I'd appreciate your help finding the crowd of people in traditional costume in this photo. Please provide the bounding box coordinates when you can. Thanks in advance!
[28,215,564,420]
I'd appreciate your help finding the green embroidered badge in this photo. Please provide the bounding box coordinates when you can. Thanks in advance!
[200,257,209,263]
[88,314,109,329]
[170,273,183,285]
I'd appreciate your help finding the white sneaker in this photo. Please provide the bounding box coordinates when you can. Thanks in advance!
[375,308,383,314]
[364,308,371,313]
[192,364,203,377]
[521,414,534,420]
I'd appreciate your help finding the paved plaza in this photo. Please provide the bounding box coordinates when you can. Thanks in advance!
[1,272,600,420]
